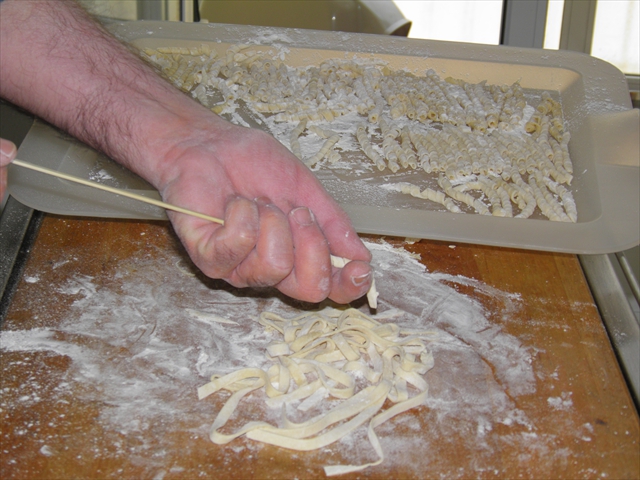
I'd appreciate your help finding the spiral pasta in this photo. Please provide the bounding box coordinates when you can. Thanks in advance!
[141,43,577,222]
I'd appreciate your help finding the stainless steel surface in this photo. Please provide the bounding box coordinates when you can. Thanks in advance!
[0,196,34,296]
[0,197,42,322]
[0,101,34,213]
[0,101,39,322]
[580,252,640,407]
[617,247,640,307]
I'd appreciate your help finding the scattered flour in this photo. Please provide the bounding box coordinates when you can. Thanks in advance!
[0,239,574,476]
[547,392,573,411]
[88,168,115,182]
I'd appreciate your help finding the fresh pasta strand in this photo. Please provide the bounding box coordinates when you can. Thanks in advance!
[289,119,307,160]
[198,308,436,476]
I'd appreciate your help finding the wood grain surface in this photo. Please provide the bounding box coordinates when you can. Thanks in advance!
[1,215,638,479]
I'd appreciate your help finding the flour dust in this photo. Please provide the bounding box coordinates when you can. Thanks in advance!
[1,239,548,476]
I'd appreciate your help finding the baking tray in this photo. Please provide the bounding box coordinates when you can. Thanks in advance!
[8,21,640,254]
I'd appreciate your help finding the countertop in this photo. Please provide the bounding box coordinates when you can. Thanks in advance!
[1,215,638,479]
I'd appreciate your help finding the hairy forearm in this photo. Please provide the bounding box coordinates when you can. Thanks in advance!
[0,0,220,187]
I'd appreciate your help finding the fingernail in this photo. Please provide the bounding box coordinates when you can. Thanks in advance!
[352,272,371,287]
[290,206,315,226]
[0,139,17,164]
[255,196,273,207]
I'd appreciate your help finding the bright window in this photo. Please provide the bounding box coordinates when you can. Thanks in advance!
[592,0,640,75]
[393,1,504,45]
[543,0,565,49]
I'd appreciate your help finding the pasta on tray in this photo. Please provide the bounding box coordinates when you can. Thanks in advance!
[140,44,576,222]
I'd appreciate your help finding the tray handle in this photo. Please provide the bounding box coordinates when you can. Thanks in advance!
[589,109,640,168]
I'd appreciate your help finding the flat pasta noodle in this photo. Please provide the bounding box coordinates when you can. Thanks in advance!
[198,308,436,476]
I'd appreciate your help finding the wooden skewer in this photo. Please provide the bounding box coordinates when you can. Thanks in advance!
[12,159,225,225]
[11,159,377,306]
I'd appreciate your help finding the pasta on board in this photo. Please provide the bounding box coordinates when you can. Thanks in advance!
[198,308,436,476]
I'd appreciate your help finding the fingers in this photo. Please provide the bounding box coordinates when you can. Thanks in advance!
[196,196,260,278]
[275,207,373,304]
[0,138,17,167]
[176,195,372,305]
[275,207,333,302]
[230,198,294,287]
[307,208,374,304]
[188,196,294,288]
[328,259,373,305]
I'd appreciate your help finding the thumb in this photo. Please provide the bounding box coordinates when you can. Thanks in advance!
[0,138,17,167]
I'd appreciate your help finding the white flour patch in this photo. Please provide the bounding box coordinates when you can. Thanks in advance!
[39,445,55,457]
[1,239,555,475]
[88,168,115,182]
[547,392,573,410]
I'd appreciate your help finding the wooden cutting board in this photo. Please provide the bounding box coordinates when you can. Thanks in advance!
[1,215,638,479]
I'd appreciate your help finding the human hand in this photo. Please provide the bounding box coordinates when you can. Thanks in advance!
[156,119,373,304]
[0,0,372,304]
[0,138,17,202]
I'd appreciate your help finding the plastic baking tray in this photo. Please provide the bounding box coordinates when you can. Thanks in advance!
[8,21,640,254]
